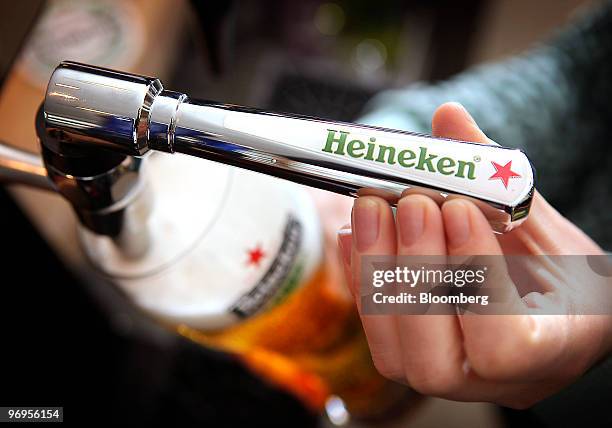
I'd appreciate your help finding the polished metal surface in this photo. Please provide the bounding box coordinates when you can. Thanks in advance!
[45,154,152,259]
[42,61,536,232]
[44,61,163,155]
[0,142,53,191]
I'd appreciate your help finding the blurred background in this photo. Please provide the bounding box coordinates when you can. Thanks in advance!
[0,0,605,427]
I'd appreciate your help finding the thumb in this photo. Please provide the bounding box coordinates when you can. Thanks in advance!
[431,102,494,145]
[431,103,601,255]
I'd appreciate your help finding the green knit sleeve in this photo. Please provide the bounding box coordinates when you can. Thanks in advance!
[359,2,612,248]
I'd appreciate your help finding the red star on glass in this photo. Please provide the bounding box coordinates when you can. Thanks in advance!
[489,160,521,189]
[247,245,266,267]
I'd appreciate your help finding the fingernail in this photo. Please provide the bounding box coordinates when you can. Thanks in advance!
[443,200,471,248]
[337,226,352,266]
[337,224,352,234]
[352,198,380,251]
[397,197,425,247]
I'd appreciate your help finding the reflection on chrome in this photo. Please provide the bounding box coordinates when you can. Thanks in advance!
[42,61,535,233]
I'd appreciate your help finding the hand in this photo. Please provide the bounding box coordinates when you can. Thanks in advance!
[337,102,612,408]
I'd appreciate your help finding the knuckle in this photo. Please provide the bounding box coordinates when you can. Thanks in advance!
[467,337,542,380]
[467,344,519,380]
[404,364,458,396]
[466,317,552,380]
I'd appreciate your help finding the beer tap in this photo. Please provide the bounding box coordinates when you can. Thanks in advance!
[1,61,535,265]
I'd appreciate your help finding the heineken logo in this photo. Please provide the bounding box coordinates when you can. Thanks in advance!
[322,129,476,180]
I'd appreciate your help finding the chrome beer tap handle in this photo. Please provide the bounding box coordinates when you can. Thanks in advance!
[42,61,535,233]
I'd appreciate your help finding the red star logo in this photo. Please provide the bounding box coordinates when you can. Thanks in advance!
[489,160,521,189]
[246,245,266,267]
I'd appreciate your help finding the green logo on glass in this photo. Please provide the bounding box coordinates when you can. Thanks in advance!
[322,129,476,180]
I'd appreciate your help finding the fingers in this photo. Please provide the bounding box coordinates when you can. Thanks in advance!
[339,103,587,403]
[441,199,523,315]
[393,195,467,395]
[442,199,566,381]
[350,197,405,380]
[430,103,576,387]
